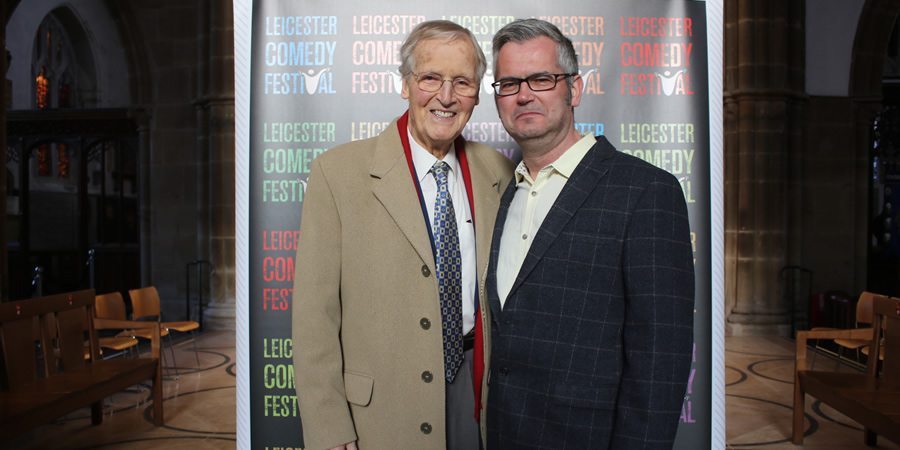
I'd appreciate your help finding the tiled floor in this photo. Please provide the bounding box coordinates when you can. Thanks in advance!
[7,332,898,448]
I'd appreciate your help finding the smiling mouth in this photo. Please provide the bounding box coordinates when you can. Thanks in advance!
[432,110,456,118]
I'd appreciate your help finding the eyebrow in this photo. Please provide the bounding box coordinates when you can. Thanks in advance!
[419,70,476,79]
[497,72,555,80]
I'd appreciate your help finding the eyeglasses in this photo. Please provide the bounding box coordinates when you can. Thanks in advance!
[491,73,575,96]
[411,71,479,97]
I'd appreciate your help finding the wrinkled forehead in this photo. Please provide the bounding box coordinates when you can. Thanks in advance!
[412,38,479,77]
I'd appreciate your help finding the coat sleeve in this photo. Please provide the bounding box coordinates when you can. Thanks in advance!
[611,171,695,449]
[292,156,357,450]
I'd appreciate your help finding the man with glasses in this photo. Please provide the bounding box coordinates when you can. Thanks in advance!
[483,19,695,449]
[292,20,513,450]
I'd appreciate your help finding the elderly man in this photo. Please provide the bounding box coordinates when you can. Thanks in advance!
[484,19,695,449]
[292,20,513,450]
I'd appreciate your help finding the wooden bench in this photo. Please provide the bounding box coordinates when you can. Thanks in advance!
[0,289,163,439]
[793,294,900,446]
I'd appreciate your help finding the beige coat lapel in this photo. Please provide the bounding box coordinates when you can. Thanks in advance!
[466,145,506,282]
[369,119,436,272]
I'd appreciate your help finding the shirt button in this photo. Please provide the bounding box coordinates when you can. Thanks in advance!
[421,265,431,277]
[522,234,527,240]
[422,371,433,383]
[421,423,432,434]
[420,318,431,330]
[531,191,537,197]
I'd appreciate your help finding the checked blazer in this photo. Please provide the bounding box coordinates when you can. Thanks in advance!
[484,135,695,449]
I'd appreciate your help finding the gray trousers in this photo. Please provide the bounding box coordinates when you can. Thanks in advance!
[446,348,480,450]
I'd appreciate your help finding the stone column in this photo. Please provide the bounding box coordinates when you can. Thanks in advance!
[198,1,236,330]
[1,0,8,302]
[724,0,806,335]
[134,110,152,286]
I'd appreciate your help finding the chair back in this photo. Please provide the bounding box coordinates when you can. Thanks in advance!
[868,296,900,382]
[95,292,128,321]
[129,286,161,321]
[856,291,878,326]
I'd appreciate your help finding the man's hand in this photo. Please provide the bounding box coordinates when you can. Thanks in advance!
[329,441,358,450]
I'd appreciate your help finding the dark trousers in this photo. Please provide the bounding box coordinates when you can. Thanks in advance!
[446,348,479,450]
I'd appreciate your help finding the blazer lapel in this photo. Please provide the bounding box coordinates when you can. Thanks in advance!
[487,179,516,320]
[370,120,435,271]
[506,137,616,301]
[466,146,506,286]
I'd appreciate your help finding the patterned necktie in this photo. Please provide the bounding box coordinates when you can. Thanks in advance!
[432,161,463,382]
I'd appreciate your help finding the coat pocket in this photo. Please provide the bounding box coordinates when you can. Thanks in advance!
[344,370,374,406]
[551,382,617,410]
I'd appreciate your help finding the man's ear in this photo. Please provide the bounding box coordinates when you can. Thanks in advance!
[401,77,410,100]
[570,74,584,108]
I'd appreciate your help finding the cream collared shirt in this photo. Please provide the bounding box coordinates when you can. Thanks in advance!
[496,133,596,309]
[409,131,477,335]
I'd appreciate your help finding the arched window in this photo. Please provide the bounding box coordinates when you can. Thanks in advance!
[31,14,78,110]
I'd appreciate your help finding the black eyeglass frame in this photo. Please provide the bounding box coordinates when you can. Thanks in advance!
[491,73,576,96]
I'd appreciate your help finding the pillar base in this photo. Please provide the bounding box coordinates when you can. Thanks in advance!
[726,321,792,336]
[204,301,235,330]
[727,311,791,337]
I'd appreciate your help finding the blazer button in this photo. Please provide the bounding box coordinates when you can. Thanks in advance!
[420,422,432,434]
[500,367,509,376]
[422,371,433,383]
[420,318,431,330]
[421,265,431,277]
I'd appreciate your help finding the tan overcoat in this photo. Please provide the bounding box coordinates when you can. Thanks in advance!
[292,117,513,450]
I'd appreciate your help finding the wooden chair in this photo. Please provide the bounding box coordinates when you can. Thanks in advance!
[91,294,140,359]
[810,291,879,370]
[128,286,201,377]
[793,295,900,446]
[95,292,177,377]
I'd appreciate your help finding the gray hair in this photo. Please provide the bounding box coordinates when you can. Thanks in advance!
[492,19,579,91]
[398,20,487,83]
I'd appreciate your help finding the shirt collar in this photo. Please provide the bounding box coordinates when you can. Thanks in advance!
[514,133,596,184]
[409,128,459,183]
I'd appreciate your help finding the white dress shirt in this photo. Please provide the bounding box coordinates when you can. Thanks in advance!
[496,133,596,308]
[409,130,476,335]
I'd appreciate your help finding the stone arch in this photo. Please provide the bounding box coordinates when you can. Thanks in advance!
[850,0,900,98]
[6,0,137,109]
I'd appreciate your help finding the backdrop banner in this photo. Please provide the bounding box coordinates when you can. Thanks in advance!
[235,1,725,448]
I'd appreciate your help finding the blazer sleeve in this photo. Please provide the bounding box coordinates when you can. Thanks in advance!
[611,171,695,448]
[292,156,357,450]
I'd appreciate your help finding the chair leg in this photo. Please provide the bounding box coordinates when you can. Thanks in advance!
[834,347,845,371]
[864,428,877,446]
[191,330,200,369]
[166,332,180,379]
[159,340,172,378]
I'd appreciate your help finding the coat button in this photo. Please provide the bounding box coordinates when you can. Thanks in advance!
[421,265,431,277]
[420,422,432,434]
[420,318,431,330]
[422,371,433,383]
[500,367,509,376]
